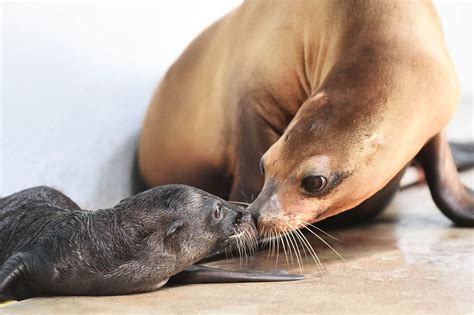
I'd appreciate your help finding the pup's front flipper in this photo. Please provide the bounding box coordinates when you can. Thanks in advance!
[172,264,304,284]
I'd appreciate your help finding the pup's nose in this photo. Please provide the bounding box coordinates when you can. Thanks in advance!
[234,211,244,224]
[246,179,277,224]
[232,208,252,225]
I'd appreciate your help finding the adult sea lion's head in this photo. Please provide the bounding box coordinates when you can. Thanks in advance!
[247,88,406,234]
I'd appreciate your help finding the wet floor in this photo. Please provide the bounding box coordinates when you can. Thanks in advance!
[3,170,472,314]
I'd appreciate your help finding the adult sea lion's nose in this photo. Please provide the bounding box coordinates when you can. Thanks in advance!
[247,180,278,225]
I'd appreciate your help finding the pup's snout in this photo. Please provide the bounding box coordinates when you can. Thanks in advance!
[235,211,244,224]
[232,208,251,226]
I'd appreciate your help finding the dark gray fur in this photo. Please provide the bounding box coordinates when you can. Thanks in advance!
[0,185,276,300]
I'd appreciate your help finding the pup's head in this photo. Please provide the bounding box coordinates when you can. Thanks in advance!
[117,185,256,270]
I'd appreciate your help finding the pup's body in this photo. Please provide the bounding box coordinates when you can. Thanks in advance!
[0,186,300,301]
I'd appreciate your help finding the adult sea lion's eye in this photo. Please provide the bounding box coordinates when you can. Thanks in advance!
[213,205,223,219]
[302,175,327,193]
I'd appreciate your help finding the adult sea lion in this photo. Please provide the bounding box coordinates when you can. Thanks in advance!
[138,0,473,231]
[0,186,301,301]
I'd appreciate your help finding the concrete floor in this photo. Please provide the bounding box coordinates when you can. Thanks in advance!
[2,170,473,314]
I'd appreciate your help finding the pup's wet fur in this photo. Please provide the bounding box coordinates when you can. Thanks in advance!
[0,185,302,301]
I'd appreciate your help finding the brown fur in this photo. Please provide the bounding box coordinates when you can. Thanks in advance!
[138,0,464,230]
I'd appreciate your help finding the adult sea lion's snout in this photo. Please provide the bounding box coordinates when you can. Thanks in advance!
[247,181,327,235]
[246,93,391,234]
[247,180,282,227]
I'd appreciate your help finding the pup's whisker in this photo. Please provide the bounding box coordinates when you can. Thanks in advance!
[228,201,251,207]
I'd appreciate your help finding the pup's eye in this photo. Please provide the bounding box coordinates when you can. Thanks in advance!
[213,205,223,219]
[302,175,327,193]
[259,159,265,175]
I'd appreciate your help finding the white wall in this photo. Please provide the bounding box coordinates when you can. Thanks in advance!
[1,1,242,207]
[0,1,472,208]
[434,0,472,102]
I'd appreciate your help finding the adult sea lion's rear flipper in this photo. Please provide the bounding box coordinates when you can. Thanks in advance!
[172,264,304,284]
[416,131,474,226]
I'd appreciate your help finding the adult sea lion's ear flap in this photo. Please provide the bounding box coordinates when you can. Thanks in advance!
[416,131,474,226]
[172,264,304,284]
[0,253,30,295]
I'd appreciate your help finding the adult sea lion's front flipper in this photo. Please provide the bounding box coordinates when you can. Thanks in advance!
[416,131,474,226]
[172,265,304,284]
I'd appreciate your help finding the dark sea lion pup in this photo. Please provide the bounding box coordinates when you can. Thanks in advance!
[0,185,302,301]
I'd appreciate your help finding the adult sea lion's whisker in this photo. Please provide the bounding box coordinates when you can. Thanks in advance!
[295,228,318,265]
[292,226,309,263]
[289,231,304,272]
[278,227,290,267]
[302,226,345,261]
[249,232,257,257]
[283,229,300,270]
[245,228,257,256]
[278,218,323,275]
[295,228,324,277]
[281,222,304,272]
[282,230,294,265]
[297,218,344,243]
[270,229,277,259]
[267,229,273,260]
[275,228,280,266]
[271,228,278,259]
[255,229,260,252]
[259,228,268,250]
[289,222,309,263]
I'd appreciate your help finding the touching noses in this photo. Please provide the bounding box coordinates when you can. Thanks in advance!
[228,203,250,225]
[246,180,279,224]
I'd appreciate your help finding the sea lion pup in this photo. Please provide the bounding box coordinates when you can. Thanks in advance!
[138,0,473,229]
[0,186,302,301]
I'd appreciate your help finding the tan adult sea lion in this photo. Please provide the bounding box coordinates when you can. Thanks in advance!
[138,0,473,230]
